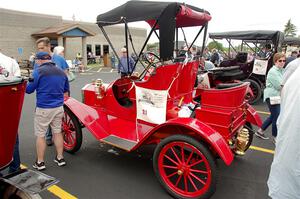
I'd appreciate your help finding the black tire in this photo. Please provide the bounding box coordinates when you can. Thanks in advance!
[244,78,262,104]
[244,122,254,152]
[62,106,82,153]
[153,135,217,199]
[249,76,264,89]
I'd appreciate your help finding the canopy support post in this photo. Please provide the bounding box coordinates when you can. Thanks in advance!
[199,23,209,57]
[181,28,188,48]
[125,21,130,74]
[132,20,159,71]
[188,24,205,53]
[175,28,179,57]
[99,26,121,67]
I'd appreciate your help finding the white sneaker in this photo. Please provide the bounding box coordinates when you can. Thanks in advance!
[272,137,276,145]
[255,129,269,140]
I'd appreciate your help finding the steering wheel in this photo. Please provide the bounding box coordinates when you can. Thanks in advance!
[143,51,160,65]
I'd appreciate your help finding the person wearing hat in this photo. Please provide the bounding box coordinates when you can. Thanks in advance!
[34,37,70,146]
[118,47,135,77]
[26,51,69,170]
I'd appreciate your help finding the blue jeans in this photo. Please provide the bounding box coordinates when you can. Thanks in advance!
[45,127,52,141]
[9,135,21,173]
[261,98,280,137]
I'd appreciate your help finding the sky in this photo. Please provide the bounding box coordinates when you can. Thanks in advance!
[1,0,299,45]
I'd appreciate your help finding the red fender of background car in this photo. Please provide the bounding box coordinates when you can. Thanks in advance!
[246,104,262,127]
[138,117,234,166]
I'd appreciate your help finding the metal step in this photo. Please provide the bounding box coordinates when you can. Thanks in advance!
[101,135,137,151]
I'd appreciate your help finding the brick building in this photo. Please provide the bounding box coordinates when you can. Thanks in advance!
[0,8,147,66]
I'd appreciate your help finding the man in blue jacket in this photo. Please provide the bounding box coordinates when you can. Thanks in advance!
[26,52,69,170]
[34,37,70,146]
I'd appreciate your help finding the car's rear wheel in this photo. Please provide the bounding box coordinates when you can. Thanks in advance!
[153,135,217,199]
[62,106,82,153]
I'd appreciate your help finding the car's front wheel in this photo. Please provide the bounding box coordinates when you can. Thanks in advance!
[62,106,82,153]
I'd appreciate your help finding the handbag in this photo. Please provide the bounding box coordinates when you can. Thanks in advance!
[67,71,76,82]
[269,96,281,105]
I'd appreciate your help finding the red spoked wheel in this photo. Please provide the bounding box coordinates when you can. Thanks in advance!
[62,106,82,153]
[153,135,217,199]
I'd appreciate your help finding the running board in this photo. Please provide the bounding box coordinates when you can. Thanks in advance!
[101,135,137,151]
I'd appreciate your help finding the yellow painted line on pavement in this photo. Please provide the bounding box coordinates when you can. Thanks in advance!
[256,110,270,115]
[249,146,274,154]
[48,185,77,199]
[20,164,78,199]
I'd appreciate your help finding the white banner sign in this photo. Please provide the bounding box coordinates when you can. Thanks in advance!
[199,73,210,89]
[136,86,168,124]
[252,58,268,75]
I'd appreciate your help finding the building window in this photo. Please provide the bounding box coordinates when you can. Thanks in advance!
[95,45,101,56]
[103,45,109,54]
[87,44,92,53]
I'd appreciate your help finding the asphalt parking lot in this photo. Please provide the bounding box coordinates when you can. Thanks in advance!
[14,66,274,199]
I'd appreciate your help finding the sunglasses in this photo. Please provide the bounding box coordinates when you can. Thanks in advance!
[278,59,286,63]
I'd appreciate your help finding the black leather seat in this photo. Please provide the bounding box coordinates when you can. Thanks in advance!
[209,66,244,81]
[216,82,244,89]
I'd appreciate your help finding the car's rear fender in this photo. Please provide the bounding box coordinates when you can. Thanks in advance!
[141,117,234,166]
[246,104,263,127]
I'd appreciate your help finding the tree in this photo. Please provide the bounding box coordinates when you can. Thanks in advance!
[147,42,159,51]
[284,19,297,37]
[207,41,224,52]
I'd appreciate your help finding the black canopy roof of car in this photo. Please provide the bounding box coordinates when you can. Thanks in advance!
[96,1,210,27]
[96,1,211,61]
[283,37,300,46]
[209,30,284,46]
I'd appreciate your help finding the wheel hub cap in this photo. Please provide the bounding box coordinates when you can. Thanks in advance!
[177,169,183,176]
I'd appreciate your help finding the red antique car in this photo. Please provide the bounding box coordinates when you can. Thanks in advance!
[62,1,262,199]
[0,73,57,198]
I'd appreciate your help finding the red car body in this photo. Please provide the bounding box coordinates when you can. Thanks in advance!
[62,2,262,198]
[65,59,261,163]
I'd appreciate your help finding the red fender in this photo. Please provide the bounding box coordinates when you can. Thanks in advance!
[64,97,234,165]
[141,117,234,166]
[246,104,263,127]
[64,97,108,139]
